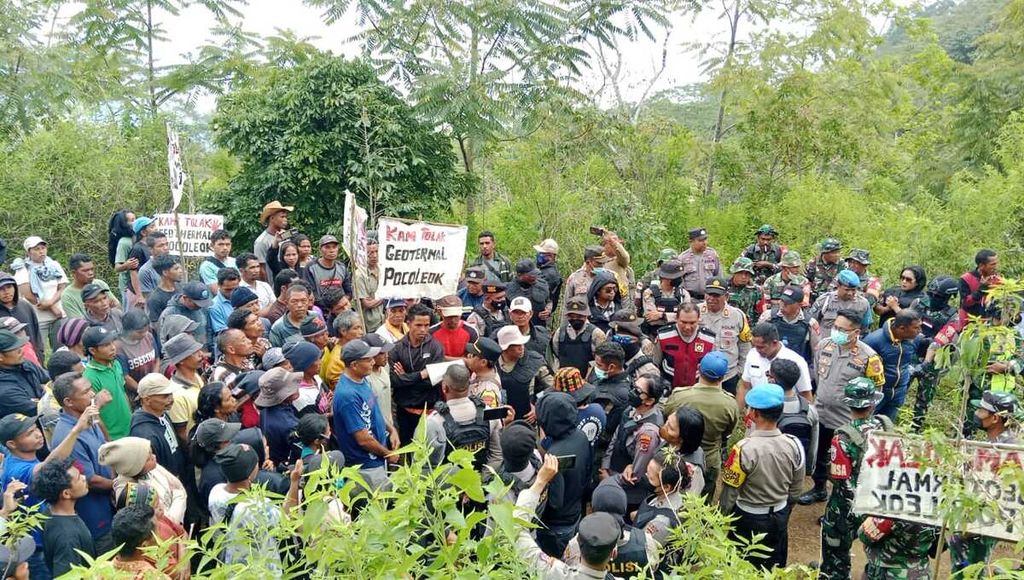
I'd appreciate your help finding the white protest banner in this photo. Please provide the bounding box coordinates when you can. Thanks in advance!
[343,190,368,271]
[853,431,1024,541]
[376,218,467,299]
[154,213,224,257]
[166,123,186,211]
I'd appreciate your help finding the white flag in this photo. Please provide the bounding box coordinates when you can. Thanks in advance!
[167,123,186,211]
[343,190,369,272]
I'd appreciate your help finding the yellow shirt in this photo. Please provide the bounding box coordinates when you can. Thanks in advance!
[321,344,345,388]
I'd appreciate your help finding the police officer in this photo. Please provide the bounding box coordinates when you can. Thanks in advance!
[727,257,763,323]
[457,267,487,317]
[699,277,752,395]
[805,238,844,302]
[563,481,659,577]
[466,281,509,338]
[563,245,604,308]
[799,309,885,505]
[844,248,882,306]
[425,364,503,470]
[506,259,552,327]
[858,517,938,580]
[820,378,892,580]
[599,374,665,507]
[759,285,817,368]
[808,269,872,334]
[636,249,678,311]
[640,259,691,336]
[741,224,782,284]
[652,301,716,389]
[763,250,811,306]
[513,453,623,579]
[553,296,607,374]
[909,275,960,430]
[720,383,804,570]
[677,228,721,300]
[949,391,1020,573]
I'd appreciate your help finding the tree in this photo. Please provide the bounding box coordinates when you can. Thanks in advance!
[210,54,466,250]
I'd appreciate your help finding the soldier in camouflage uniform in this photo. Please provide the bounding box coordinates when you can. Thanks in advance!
[820,377,892,580]
[806,238,845,303]
[764,250,811,307]
[740,224,782,284]
[859,517,938,579]
[727,257,763,323]
[910,276,961,430]
[844,249,883,307]
[948,391,1020,574]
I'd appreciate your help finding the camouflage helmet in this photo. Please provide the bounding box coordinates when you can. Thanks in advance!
[820,238,842,253]
[846,248,872,265]
[730,257,755,275]
[658,248,678,264]
[972,391,1020,418]
[755,224,778,236]
[780,250,802,268]
[843,377,884,409]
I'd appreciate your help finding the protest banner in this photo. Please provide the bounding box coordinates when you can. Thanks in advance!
[853,431,1024,541]
[167,123,186,211]
[376,218,467,299]
[343,190,369,273]
[154,213,224,257]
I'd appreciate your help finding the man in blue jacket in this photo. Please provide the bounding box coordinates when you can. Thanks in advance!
[863,310,923,420]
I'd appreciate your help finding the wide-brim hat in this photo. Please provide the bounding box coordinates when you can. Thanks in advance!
[259,201,295,224]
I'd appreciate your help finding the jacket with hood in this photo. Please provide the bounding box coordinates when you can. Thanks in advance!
[0,273,43,362]
[586,270,624,333]
[594,370,631,445]
[129,409,188,483]
[538,392,594,527]
[158,295,212,352]
[0,360,47,419]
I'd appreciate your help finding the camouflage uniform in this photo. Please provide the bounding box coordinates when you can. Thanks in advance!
[821,410,892,579]
[727,258,763,323]
[763,250,811,306]
[740,242,782,284]
[844,249,883,307]
[859,517,938,579]
[806,257,844,302]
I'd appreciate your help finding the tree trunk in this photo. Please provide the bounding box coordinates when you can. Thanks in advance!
[146,0,157,116]
[459,135,476,231]
[704,0,743,197]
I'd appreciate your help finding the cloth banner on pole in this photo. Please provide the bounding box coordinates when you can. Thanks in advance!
[853,431,1024,541]
[154,213,224,257]
[343,190,368,271]
[167,123,186,211]
[376,218,467,299]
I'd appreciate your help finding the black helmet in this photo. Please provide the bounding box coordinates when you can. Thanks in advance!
[927,276,958,297]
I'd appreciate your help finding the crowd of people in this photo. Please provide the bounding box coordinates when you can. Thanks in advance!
[0,201,1016,579]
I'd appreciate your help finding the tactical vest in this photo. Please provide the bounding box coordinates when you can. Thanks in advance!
[606,527,650,578]
[642,286,686,334]
[557,324,595,373]
[434,397,491,470]
[634,496,680,531]
[778,397,813,474]
[769,307,812,362]
[921,306,957,340]
[497,351,545,419]
[473,305,509,338]
[609,413,659,473]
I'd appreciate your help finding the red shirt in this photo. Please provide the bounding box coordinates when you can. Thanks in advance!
[429,322,479,358]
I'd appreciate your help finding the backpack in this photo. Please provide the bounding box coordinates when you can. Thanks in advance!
[435,397,491,470]
[777,397,814,474]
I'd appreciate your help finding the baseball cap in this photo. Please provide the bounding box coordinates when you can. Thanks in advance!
[341,339,381,364]
[496,326,529,350]
[121,309,150,333]
[82,326,117,350]
[464,267,486,282]
[578,512,621,552]
[300,316,328,338]
[0,317,26,334]
[0,414,38,445]
[131,216,155,235]
[0,330,27,353]
[610,309,642,336]
[564,296,589,317]
[136,373,179,398]
[362,332,396,354]
[746,384,785,410]
[699,351,729,381]
[22,236,45,251]
[583,245,603,260]
[436,295,463,318]
[283,341,323,372]
[81,283,108,302]
[182,281,214,308]
[688,228,708,240]
[319,234,339,247]
[230,287,259,309]
[515,259,540,277]
[233,371,265,397]
[385,298,407,310]
[705,277,729,296]
[780,285,804,304]
[465,337,502,363]
[0,533,35,577]
[837,270,861,288]
[194,418,242,451]
[533,239,560,254]
[482,282,506,294]
[509,296,532,313]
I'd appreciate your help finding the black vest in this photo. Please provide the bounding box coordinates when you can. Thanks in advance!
[497,351,546,419]
[634,495,680,531]
[642,286,685,334]
[434,397,491,470]
[609,412,659,473]
[769,308,812,363]
[606,527,650,579]
[557,324,595,373]
[594,373,631,443]
[474,305,509,338]
[525,324,551,357]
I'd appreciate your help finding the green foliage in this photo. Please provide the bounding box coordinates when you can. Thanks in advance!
[210,54,467,251]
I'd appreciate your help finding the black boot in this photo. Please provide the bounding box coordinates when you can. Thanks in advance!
[797,484,827,505]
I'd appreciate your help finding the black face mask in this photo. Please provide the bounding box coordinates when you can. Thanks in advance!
[568,318,586,331]
[628,388,644,408]
[492,299,507,311]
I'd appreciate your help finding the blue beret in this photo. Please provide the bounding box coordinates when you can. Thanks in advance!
[747,383,785,410]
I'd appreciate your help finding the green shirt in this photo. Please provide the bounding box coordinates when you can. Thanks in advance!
[83,359,132,440]
[61,279,113,319]
[663,384,739,470]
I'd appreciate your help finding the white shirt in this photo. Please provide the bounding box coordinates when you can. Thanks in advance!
[741,344,812,393]
[241,279,276,310]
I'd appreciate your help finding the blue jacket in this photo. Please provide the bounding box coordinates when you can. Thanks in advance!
[863,320,923,393]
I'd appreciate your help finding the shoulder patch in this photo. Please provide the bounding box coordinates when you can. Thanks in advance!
[866,355,885,387]
[721,444,747,488]
[829,437,853,480]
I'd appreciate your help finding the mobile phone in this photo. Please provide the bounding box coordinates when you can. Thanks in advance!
[589,226,605,236]
[483,407,508,421]
[12,488,25,501]
[556,454,577,471]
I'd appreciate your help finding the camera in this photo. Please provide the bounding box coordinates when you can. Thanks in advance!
[280,228,300,241]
